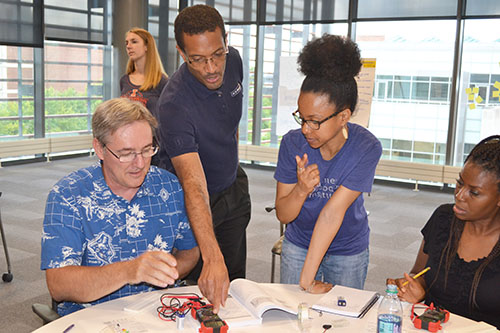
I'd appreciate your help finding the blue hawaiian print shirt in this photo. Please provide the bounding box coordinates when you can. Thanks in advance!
[41,163,197,316]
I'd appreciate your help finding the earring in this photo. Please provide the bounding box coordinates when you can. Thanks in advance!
[342,126,348,140]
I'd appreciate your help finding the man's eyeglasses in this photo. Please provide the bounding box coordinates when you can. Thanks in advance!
[104,145,158,163]
[185,47,228,68]
[292,109,343,130]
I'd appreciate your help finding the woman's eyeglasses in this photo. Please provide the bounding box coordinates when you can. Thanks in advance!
[292,109,343,130]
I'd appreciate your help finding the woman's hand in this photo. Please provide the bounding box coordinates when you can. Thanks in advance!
[300,280,333,294]
[386,273,425,303]
[295,154,320,196]
[310,280,333,294]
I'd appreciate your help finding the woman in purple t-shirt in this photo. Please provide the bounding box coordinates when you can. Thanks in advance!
[274,35,382,293]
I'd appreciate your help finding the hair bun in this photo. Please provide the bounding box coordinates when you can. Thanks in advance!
[298,34,361,82]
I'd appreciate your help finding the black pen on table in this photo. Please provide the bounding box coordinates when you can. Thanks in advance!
[62,323,75,333]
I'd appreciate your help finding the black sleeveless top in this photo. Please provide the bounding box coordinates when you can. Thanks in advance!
[422,204,500,328]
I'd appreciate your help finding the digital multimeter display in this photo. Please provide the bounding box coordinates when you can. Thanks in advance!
[194,305,228,332]
[203,320,226,328]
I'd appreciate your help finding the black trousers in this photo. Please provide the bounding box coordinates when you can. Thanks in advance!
[186,165,251,281]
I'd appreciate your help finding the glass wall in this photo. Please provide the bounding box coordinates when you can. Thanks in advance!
[356,20,456,164]
[147,0,500,168]
[44,0,107,44]
[227,25,257,145]
[0,45,34,139]
[0,42,105,140]
[2,0,499,170]
[0,0,43,47]
[264,0,349,22]
[258,23,348,146]
[148,0,180,75]
[0,0,109,145]
[44,41,104,137]
[357,0,457,18]
[453,19,500,165]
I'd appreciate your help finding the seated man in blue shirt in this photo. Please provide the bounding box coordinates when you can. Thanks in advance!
[40,98,199,316]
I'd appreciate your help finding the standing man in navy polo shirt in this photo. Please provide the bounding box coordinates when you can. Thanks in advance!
[156,5,251,313]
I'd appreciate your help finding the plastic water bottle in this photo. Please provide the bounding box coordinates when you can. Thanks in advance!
[377,284,403,333]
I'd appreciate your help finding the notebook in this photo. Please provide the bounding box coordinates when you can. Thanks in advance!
[311,285,380,318]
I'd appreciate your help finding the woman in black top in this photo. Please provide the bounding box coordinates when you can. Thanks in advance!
[389,135,500,328]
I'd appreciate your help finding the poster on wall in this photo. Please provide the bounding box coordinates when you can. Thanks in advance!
[276,57,377,136]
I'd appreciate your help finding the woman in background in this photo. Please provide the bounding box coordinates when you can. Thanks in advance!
[120,27,168,165]
[274,35,382,293]
[121,28,167,115]
[388,135,500,329]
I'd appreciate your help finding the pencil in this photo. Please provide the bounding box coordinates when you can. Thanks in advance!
[401,267,430,287]
[62,324,75,333]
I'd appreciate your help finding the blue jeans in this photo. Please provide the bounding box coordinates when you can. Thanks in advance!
[280,237,369,289]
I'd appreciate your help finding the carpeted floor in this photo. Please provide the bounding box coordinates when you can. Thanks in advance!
[0,155,453,332]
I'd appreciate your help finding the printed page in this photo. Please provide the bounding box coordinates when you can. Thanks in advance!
[229,279,297,318]
[217,294,261,328]
[312,285,379,318]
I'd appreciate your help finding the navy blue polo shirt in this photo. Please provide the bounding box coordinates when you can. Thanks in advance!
[157,46,243,195]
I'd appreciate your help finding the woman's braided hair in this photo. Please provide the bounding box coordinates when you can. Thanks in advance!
[429,135,500,313]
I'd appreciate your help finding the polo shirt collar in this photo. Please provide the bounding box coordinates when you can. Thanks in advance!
[183,62,226,100]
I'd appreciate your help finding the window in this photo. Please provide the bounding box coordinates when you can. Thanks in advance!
[357,0,457,18]
[44,0,108,44]
[466,0,500,16]
[258,23,348,146]
[412,81,430,100]
[227,25,257,145]
[264,0,348,22]
[149,0,180,75]
[0,0,43,47]
[44,41,103,136]
[0,45,34,139]
[453,19,500,166]
[357,20,456,164]
[430,80,449,101]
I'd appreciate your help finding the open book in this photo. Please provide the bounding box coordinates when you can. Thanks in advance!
[311,285,380,318]
[217,279,298,328]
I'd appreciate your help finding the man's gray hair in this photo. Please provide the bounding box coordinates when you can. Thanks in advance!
[92,98,158,145]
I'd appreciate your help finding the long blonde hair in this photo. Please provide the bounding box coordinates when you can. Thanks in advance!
[125,28,167,91]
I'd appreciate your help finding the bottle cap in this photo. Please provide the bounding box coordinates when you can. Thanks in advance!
[386,284,398,293]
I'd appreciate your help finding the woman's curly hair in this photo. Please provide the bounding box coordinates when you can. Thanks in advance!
[298,34,362,113]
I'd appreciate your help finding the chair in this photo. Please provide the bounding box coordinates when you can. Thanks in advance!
[32,299,60,324]
[266,206,285,283]
[0,192,13,283]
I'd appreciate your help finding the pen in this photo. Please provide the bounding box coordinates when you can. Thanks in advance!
[62,323,75,333]
[402,267,430,287]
